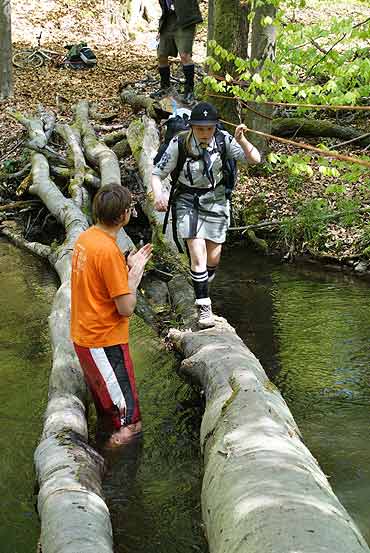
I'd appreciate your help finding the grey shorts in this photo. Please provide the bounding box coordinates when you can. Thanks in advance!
[174,185,230,243]
[158,13,196,58]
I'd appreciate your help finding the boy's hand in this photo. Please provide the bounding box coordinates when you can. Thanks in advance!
[153,192,169,212]
[127,243,153,290]
[127,243,152,268]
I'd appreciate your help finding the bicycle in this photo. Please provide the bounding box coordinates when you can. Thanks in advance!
[12,32,61,69]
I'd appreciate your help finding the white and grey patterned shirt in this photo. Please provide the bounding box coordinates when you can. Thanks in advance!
[152,131,249,190]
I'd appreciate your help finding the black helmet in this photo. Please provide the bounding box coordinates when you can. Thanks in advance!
[189,102,218,126]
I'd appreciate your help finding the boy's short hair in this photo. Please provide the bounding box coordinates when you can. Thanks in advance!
[93,185,132,225]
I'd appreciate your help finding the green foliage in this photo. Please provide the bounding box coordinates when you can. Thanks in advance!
[358,224,370,257]
[1,159,19,173]
[206,4,370,116]
[337,197,361,227]
[240,193,267,225]
[280,198,331,250]
[325,183,346,196]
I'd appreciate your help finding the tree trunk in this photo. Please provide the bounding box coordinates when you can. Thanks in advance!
[168,318,370,553]
[0,0,12,99]
[246,1,277,154]
[207,0,215,57]
[209,0,251,124]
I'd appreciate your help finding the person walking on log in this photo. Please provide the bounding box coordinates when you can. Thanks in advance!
[151,101,261,328]
[70,185,152,447]
[151,0,203,103]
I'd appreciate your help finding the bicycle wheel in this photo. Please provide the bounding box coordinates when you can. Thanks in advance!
[12,50,44,69]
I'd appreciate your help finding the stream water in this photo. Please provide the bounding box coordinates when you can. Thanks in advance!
[213,245,370,544]
[1,238,369,551]
[0,238,57,553]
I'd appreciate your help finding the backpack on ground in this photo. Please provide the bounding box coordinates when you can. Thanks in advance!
[64,42,97,69]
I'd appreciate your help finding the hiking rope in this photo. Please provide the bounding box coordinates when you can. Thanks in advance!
[219,119,370,169]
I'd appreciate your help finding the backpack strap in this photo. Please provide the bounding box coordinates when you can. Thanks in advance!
[162,135,188,245]
[214,129,227,165]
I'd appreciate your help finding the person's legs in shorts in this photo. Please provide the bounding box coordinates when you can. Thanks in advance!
[206,240,222,284]
[176,25,196,103]
[74,343,142,447]
[152,14,178,97]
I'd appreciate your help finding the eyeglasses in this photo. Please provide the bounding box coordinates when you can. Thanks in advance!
[128,202,137,217]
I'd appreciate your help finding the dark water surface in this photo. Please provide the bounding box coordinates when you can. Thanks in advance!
[103,317,207,553]
[0,238,57,553]
[213,245,370,544]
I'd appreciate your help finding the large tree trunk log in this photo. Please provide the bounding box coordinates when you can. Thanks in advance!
[168,319,370,553]
[28,153,115,553]
[126,114,178,249]
[75,100,121,187]
[272,117,370,145]
[1,107,158,553]
[0,0,13,99]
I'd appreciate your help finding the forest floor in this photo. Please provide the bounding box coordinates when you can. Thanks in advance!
[1,0,370,269]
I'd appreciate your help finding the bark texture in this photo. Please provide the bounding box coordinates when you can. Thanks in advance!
[0,0,12,99]
[246,2,277,154]
[210,0,250,123]
[168,318,370,553]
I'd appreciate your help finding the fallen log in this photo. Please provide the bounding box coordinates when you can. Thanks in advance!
[168,318,370,553]
[55,123,87,209]
[272,117,370,146]
[75,100,121,187]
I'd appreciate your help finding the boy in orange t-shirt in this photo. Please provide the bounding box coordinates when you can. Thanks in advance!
[71,185,152,447]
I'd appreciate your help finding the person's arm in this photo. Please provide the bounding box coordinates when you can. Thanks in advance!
[231,125,261,164]
[113,244,152,316]
[151,174,168,212]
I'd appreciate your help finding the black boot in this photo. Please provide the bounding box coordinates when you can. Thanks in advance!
[182,64,195,104]
[150,65,171,98]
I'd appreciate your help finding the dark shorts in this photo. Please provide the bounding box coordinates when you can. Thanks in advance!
[158,12,196,58]
[74,343,141,431]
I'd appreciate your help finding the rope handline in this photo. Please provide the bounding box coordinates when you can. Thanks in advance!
[219,119,370,169]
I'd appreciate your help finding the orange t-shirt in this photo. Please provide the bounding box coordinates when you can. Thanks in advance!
[70,226,131,347]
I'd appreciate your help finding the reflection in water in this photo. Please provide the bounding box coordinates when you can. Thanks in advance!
[0,238,57,553]
[213,245,370,544]
[102,317,207,553]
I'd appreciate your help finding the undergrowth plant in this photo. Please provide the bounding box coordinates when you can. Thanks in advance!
[279,198,331,251]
